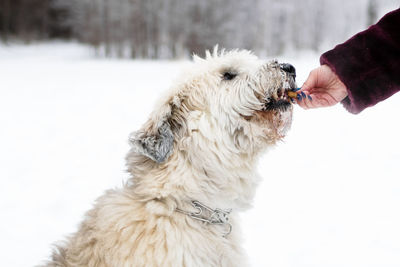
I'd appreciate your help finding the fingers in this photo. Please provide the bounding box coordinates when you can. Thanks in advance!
[296,91,314,109]
[287,88,312,109]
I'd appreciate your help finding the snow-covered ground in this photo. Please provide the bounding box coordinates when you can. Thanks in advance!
[1,43,399,267]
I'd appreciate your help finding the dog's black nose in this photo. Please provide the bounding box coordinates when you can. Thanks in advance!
[280,63,296,77]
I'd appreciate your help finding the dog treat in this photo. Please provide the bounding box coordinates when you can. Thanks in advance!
[287,90,298,99]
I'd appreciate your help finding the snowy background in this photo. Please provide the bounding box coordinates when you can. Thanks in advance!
[1,42,399,267]
[1,0,400,266]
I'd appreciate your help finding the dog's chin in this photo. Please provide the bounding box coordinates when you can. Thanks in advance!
[251,106,293,142]
[247,88,294,142]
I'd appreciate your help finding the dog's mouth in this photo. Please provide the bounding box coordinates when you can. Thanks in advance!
[262,72,296,112]
[263,88,293,112]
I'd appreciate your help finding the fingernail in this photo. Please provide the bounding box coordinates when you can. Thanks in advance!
[294,87,301,92]
[308,95,313,101]
[301,92,306,98]
[297,94,302,101]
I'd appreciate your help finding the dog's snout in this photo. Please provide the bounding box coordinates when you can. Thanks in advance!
[280,63,296,77]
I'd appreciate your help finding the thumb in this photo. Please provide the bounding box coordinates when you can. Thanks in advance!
[301,68,319,92]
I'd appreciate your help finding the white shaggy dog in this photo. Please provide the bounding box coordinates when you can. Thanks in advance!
[42,48,297,267]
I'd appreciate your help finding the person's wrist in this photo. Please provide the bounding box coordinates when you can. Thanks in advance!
[333,76,348,102]
[323,64,348,102]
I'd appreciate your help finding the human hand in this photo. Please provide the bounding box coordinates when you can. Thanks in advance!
[297,65,348,109]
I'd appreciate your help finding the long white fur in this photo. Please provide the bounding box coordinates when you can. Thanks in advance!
[41,48,293,267]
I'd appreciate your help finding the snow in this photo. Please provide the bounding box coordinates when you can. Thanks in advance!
[0,43,399,267]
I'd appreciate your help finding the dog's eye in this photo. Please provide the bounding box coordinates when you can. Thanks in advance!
[222,72,237,81]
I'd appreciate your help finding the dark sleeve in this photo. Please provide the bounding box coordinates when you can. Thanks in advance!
[320,8,400,114]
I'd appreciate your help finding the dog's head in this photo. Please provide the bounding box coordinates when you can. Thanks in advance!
[128,48,296,167]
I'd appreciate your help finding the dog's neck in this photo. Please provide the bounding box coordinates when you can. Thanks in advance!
[128,146,261,212]
[178,130,263,211]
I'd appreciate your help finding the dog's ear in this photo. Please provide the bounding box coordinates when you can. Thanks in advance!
[130,120,174,163]
[129,95,182,164]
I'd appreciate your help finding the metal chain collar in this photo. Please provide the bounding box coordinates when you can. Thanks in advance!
[176,200,232,237]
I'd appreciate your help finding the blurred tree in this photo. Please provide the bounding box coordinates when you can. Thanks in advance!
[367,0,378,26]
[0,0,73,42]
[0,0,11,42]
